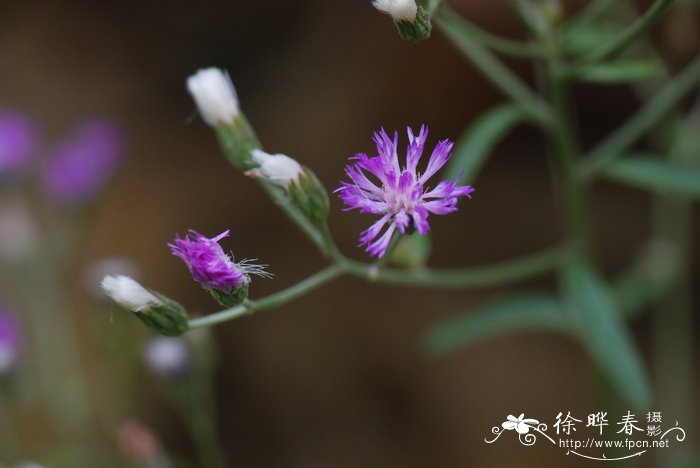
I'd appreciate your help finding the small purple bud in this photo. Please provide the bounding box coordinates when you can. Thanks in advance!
[144,337,189,378]
[0,311,21,376]
[41,119,124,206]
[0,111,38,176]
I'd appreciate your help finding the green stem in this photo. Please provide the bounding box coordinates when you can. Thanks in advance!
[574,0,675,67]
[434,5,551,125]
[563,0,619,37]
[189,245,563,329]
[339,245,563,288]
[188,265,344,328]
[542,31,590,255]
[258,179,325,251]
[430,4,541,59]
[583,53,700,177]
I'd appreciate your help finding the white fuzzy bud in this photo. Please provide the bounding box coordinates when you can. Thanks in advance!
[101,275,162,312]
[186,68,240,126]
[249,149,303,188]
[372,0,418,22]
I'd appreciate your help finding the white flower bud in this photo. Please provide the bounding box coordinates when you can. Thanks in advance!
[101,275,162,312]
[186,68,240,126]
[249,149,303,188]
[372,0,418,22]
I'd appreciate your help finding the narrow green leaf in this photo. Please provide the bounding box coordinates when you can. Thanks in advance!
[423,293,569,356]
[575,59,662,83]
[602,154,700,198]
[561,261,651,409]
[562,22,620,56]
[446,104,527,184]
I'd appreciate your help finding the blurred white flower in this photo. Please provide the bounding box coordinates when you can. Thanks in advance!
[0,199,38,261]
[187,67,240,126]
[144,337,189,377]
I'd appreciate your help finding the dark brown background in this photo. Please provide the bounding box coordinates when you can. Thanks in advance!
[1,0,698,466]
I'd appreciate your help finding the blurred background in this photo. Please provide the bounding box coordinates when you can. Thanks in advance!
[0,0,698,466]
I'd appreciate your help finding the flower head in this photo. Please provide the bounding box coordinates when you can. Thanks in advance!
[502,414,540,434]
[372,0,418,22]
[0,310,21,376]
[41,119,123,206]
[101,275,162,312]
[249,149,303,188]
[187,68,240,127]
[168,229,269,293]
[0,111,38,176]
[337,126,474,258]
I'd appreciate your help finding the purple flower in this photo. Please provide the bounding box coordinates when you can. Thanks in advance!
[169,229,269,293]
[0,111,38,176]
[0,311,21,376]
[336,125,474,257]
[41,119,123,205]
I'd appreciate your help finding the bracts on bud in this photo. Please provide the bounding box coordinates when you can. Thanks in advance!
[101,275,189,336]
[372,0,432,43]
[247,149,330,226]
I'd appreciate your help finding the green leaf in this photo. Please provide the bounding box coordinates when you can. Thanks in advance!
[423,293,569,356]
[575,59,662,83]
[562,21,620,56]
[602,154,700,198]
[561,261,651,409]
[446,104,527,184]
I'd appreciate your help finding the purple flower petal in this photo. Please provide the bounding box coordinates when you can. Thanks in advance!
[0,111,38,176]
[169,229,269,292]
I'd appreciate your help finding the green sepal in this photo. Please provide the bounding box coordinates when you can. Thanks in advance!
[288,169,330,226]
[395,6,432,43]
[209,283,249,308]
[215,116,260,170]
[134,293,189,337]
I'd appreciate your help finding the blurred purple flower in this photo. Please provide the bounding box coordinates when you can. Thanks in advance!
[41,119,123,205]
[0,310,21,376]
[336,125,474,257]
[169,229,270,293]
[0,111,38,176]
[144,337,189,378]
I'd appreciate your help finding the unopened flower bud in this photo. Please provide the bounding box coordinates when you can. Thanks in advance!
[144,337,189,378]
[101,275,189,336]
[373,0,431,43]
[249,149,303,188]
[389,233,432,268]
[373,0,417,22]
[248,149,329,225]
[187,67,259,169]
[187,68,240,127]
